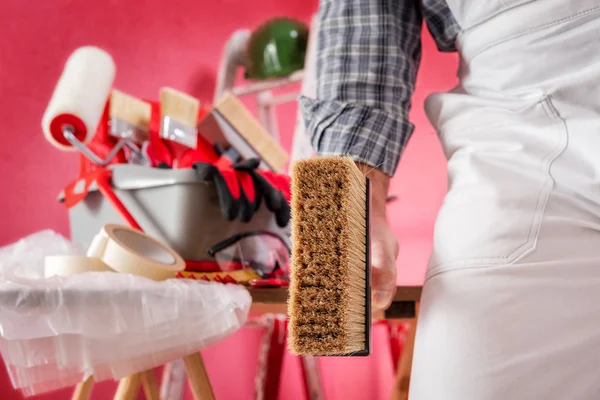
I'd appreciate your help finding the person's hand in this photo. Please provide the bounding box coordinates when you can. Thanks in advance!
[371,214,399,310]
[357,164,399,311]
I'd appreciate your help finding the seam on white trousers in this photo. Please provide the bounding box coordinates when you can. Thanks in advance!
[469,6,600,61]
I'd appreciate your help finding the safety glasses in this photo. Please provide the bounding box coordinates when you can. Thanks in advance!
[207,231,290,279]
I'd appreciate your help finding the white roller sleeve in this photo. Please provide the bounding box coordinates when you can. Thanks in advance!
[41,46,116,151]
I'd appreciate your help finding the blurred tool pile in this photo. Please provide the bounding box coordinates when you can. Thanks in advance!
[43,41,298,289]
[0,16,321,399]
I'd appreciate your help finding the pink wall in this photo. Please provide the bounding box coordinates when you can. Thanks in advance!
[0,0,457,398]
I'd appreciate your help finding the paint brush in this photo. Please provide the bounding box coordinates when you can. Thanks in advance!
[159,87,200,149]
[109,89,151,143]
[288,156,371,356]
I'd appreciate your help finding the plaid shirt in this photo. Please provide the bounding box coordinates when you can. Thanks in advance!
[299,0,459,176]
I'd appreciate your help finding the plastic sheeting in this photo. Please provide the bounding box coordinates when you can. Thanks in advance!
[0,231,252,396]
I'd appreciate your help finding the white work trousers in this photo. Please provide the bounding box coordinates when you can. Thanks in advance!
[410,1,600,399]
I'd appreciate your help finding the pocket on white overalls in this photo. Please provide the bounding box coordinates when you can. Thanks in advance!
[425,92,566,278]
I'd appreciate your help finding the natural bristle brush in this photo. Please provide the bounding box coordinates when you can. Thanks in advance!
[288,156,371,356]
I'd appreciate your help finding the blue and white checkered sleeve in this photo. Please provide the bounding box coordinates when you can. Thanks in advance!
[299,0,423,177]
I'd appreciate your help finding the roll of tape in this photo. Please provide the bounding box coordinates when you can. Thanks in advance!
[99,224,185,281]
[44,255,114,278]
[42,46,116,151]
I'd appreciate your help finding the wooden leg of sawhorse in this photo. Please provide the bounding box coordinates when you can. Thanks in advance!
[113,370,160,400]
[72,376,94,400]
[113,373,142,400]
[141,370,160,400]
[390,303,420,400]
[183,352,216,400]
[73,357,210,400]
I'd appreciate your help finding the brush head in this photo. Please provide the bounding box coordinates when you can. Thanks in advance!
[110,90,151,127]
[109,90,151,142]
[159,87,200,148]
[288,156,371,356]
[159,87,200,128]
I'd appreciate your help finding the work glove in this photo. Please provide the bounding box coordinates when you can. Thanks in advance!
[194,158,291,227]
[232,159,290,227]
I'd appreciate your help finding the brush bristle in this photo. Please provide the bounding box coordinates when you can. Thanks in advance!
[288,156,369,355]
[110,90,151,128]
[160,87,200,128]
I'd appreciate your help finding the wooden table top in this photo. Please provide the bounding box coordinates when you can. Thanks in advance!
[248,286,422,320]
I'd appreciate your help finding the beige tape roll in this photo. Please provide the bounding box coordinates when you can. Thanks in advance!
[44,255,114,278]
[98,224,185,281]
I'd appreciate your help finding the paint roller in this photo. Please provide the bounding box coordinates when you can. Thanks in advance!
[42,46,116,152]
[42,47,146,166]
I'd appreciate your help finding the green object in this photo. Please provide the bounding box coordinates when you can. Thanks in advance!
[245,18,309,80]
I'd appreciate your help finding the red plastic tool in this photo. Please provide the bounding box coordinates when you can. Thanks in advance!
[94,169,142,231]
[387,322,408,373]
[184,260,245,273]
[248,278,290,288]
[254,317,288,400]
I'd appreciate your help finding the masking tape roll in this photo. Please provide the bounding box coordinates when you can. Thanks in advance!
[44,255,114,278]
[99,224,185,281]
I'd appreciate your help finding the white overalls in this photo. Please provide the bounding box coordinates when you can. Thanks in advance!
[410,1,600,399]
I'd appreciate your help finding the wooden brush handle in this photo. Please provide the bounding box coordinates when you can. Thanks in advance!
[183,352,216,400]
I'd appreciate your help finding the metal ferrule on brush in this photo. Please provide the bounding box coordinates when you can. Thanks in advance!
[362,176,372,356]
[160,116,198,148]
[110,117,149,143]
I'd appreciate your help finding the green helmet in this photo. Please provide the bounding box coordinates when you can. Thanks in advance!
[245,18,309,80]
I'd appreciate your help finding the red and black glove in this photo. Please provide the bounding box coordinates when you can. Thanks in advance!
[193,162,259,223]
[193,158,290,227]
[232,159,290,228]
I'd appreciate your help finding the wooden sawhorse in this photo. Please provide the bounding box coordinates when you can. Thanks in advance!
[71,286,422,400]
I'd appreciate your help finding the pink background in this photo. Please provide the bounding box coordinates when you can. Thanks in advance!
[0,0,457,398]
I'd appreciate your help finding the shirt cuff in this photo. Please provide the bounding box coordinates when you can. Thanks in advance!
[298,96,414,177]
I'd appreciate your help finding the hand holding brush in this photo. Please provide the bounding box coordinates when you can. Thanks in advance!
[288,157,400,356]
[357,164,399,311]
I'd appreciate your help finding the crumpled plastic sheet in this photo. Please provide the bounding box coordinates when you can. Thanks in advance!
[0,230,85,279]
[0,231,252,396]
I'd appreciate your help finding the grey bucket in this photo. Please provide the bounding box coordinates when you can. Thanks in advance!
[58,165,291,262]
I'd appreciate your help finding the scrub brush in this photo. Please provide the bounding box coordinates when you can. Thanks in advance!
[288,156,371,356]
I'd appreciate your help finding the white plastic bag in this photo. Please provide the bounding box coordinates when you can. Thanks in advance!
[0,231,252,396]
